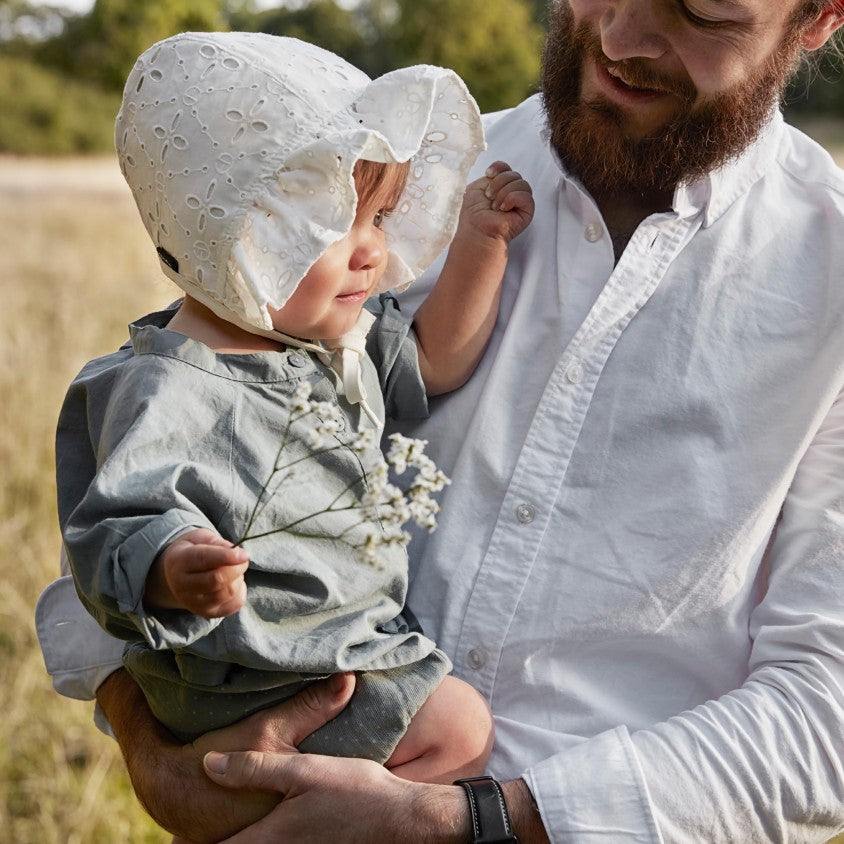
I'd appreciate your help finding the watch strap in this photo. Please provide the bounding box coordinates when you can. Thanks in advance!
[454,776,519,844]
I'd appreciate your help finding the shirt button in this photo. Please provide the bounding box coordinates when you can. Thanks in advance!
[467,648,487,670]
[566,360,584,383]
[288,354,307,367]
[516,503,535,524]
[585,222,603,242]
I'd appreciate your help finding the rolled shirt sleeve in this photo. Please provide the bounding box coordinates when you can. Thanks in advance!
[35,573,124,701]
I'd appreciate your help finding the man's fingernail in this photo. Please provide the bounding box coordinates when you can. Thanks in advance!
[328,672,354,698]
[485,166,496,178]
[204,752,229,775]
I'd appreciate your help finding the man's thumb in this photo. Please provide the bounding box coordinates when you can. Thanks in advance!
[203,750,281,790]
[284,672,356,745]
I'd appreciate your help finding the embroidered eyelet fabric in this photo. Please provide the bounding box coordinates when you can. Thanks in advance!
[115,31,485,333]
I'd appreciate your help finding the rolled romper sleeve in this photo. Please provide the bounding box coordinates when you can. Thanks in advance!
[365,294,428,421]
[525,388,844,843]
[60,353,229,652]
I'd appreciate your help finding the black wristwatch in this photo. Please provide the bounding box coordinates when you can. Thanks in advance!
[453,776,520,843]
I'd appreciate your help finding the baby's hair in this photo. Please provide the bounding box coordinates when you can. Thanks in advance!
[353,159,412,211]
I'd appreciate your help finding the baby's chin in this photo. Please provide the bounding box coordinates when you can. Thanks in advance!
[270,312,364,343]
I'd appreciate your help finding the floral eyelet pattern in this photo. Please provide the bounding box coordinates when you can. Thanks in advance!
[116,32,485,332]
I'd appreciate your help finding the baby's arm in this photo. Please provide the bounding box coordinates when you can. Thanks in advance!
[145,527,249,618]
[412,160,534,396]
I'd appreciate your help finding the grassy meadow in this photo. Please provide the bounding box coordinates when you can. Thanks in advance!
[2,129,843,841]
[0,156,176,842]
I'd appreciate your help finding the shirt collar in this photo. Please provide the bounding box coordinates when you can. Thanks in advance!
[675,107,785,227]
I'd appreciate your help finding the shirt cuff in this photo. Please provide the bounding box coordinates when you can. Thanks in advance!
[35,575,124,701]
[523,726,663,843]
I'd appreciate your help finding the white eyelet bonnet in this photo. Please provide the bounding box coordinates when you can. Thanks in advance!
[115,31,485,340]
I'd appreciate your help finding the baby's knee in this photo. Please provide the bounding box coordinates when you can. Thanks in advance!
[436,675,494,765]
[387,674,493,782]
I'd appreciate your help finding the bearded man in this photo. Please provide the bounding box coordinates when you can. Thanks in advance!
[37,1,844,841]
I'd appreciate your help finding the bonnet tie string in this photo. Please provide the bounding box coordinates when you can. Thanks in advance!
[268,310,380,430]
[317,309,380,428]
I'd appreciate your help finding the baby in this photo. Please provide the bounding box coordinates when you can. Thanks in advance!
[59,32,532,784]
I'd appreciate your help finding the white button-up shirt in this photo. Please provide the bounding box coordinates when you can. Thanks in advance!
[37,95,844,841]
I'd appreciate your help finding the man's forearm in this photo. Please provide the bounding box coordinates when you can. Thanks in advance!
[96,669,277,842]
[415,779,550,843]
[502,779,551,843]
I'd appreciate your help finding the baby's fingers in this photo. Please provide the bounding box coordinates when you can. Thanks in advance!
[181,564,248,618]
[483,166,532,210]
[171,540,249,574]
[483,160,514,180]
[493,178,534,215]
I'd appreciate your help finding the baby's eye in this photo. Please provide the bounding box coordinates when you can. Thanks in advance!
[373,208,393,229]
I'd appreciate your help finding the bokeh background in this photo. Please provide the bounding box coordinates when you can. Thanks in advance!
[1,1,842,840]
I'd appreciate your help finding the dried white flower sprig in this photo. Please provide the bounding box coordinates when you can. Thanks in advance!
[236,381,449,566]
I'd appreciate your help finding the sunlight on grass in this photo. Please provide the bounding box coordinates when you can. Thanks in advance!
[0,154,174,842]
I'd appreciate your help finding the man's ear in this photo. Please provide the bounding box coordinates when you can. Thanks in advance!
[800,2,844,51]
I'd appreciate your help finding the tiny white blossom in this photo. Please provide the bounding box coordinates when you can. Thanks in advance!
[306,418,342,449]
[311,401,344,423]
[413,463,450,493]
[364,460,390,497]
[407,491,441,532]
[385,433,429,475]
[243,401,448,569]
[291,381,314,415]
[349,427,377,453]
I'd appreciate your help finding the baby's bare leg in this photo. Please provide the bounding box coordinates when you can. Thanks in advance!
[385,675,493,784]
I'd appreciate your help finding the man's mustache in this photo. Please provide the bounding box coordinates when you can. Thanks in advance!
[587,42,697,104]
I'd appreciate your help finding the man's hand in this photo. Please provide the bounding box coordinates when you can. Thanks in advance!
[144,528,249,617]
[201,751,553,843]
[202,750,471,843]
[98,669,356,843]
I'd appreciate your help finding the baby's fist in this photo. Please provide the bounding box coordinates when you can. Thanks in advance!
[147,528,249,618]
[464,160,534,243]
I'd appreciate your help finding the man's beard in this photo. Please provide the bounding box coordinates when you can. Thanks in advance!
[540,3,805,198]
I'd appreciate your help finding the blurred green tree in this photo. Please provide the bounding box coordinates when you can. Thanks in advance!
[367,0,544,111]
[0,0,68,44]
[229,0,543,112]
[527,0,550,26]
[233,0,371,74]
[41,0,229,91]
[786,52,844,118]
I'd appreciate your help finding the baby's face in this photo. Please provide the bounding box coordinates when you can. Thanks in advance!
[269,186,397,341]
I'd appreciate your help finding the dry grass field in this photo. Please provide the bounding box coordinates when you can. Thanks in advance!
[0,155,175,842]
[2,131,843,842]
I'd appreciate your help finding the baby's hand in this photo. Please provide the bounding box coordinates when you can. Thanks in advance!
[461,160,534,244]
[146,528,249,618]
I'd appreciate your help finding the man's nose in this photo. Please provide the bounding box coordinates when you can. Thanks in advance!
[599,0,668,62]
